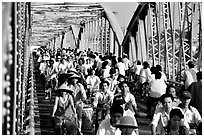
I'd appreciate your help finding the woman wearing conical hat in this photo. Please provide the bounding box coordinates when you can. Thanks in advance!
[51,83,78,135]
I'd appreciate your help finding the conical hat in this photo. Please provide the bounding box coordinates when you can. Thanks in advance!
[69,73,81,80]
[55,83,73,94]
[67,69,80,75]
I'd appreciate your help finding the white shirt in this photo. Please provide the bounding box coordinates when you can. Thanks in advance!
[93,90,113,107]
[97,117,138,135]
[149,79,167,98]
[124,93,138,115]
[183,68,198,89]
[139,68,152,84]
[160,71,167,83]
[66,61,74,70]
[53,61,59,69]
[122,58,130,70]
[96,118,116,135]
[135,65,143,75]
[39,62,47,74]
[58,63,67,73]
[116,62,126,76]
[105,77,118,92]
[83,63,92,75]
[151,106,189,135]
[86,75,101,90]
[101,67,110,79]
[180,106,202,134]
[70,83,87,105]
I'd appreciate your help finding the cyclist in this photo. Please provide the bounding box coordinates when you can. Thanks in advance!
[51,83,77,135]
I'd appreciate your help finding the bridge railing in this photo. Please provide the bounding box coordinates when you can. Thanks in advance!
[122,2,202,81]
[24,55,35,135]
[2,2,32,135]
[167,79,184,93]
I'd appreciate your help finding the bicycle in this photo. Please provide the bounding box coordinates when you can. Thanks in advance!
[94,104,110,133]
[52,115,78,135]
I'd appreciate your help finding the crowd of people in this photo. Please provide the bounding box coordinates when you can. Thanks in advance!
[32,46,202,135]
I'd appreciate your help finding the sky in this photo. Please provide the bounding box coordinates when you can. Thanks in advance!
[99,2,139,33]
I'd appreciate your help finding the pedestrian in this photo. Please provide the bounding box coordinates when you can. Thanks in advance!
[112,89,139,135]
[163,108,189,135]
[178,91,201,135]
[115,116,138,135]
[93,80,114,132]
[166,85,181,107]
[156,64,167,83]
[154,85,181,115]
[115,57,126,76]
[118,81,140,118]
[51,83,77,135]
[188,71,202,115]
[183,61,198,90]
[147,71,167,117]
[139,61,152,84]
[58,57,68,74]
[44,58,58,99]
[105,68,118,92]
[86,69,101,98]
[100,60,111,80]
[68,73,87,134]
[139,61,152,99]
[96,104,124,135]
[134,60,143,80]
[150,93,189,135]
[122,54,131,76]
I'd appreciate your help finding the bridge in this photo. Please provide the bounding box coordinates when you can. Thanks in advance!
[2,2,202,135]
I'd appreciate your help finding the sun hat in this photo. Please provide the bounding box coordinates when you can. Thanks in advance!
[55,83,73,94]
[69,73,81,80]
[116,116,138,128]
[67,69,80,75]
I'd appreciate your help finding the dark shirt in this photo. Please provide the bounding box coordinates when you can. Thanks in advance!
[188,81,202,115]
[164,125,187,135]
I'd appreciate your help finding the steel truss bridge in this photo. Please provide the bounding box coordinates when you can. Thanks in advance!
[2,2,202,135]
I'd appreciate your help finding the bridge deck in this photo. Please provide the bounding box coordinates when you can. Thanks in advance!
[33,63,152,135]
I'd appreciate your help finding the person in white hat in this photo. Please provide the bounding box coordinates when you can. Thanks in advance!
[51,83,78,135]
[115,116,138,135]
